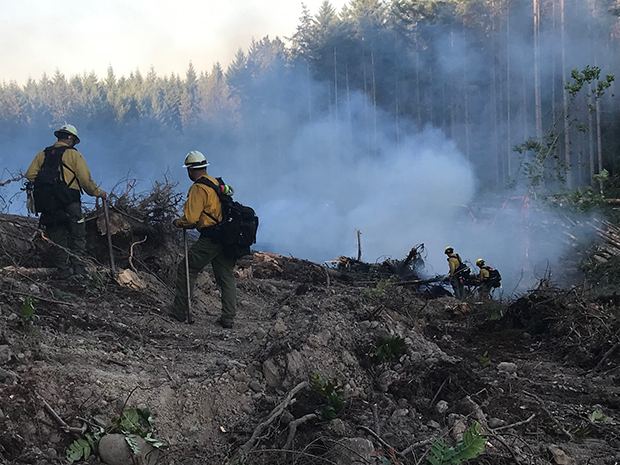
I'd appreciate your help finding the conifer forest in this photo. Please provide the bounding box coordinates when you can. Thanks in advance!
[2,0,620,196]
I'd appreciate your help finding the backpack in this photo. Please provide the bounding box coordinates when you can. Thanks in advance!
[33,146,81,223]
[195,177,259,259]
[452,254,470,278]
[487,267,502,288]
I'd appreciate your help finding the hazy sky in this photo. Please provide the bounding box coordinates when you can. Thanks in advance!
[1,0,348,84]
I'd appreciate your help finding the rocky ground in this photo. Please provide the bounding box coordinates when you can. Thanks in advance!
[0,212,619,465]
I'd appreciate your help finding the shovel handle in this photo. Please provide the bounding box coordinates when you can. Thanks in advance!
[103,198,116,274]
[184,229,193,324]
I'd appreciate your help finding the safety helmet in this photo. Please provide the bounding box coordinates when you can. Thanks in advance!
[444,246,454,254]
[54,124,80,144]
[183,150,210,169]
[476,258,485,266]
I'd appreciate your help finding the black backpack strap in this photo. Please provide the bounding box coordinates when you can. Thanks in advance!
[43,146,81,193]
[195,177,223,224]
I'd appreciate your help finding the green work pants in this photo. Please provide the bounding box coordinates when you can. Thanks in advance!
[45,202,86,271]
[450,276,465,300]
[172,236,237,323]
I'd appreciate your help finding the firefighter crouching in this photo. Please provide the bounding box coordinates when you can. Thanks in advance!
[25,124,107,278]
[445,246,468,300]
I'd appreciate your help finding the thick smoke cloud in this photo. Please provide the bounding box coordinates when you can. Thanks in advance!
[2,1,607,294]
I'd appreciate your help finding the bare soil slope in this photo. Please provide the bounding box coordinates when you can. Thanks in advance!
[0,213,619,465]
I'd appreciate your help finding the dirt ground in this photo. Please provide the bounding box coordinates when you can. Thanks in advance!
[0,213,619,465]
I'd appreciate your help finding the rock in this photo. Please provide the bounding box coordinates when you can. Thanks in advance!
[327,418,347,436]
[329,437,374,465]
[28,284,40,294]
[427,420,441,429]
[280,410,294,426]
[0,346,12,365]
[377,370,399,392]
[435,400,449,414]
[255,328,267,340]
[497,362,518,374]
[98,434,159,465]
[269,318,286,337]
[241,404,253,414]
[391,408,409,420]
[249,381,262,392]
[7,313,19,322]
[488,417,506,429]
[234,373,251,383]
[548,445,575,465]
[262,359,281,388]
[0,368,9,383]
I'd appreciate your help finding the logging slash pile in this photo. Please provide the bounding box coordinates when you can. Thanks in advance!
[0,195,619,465]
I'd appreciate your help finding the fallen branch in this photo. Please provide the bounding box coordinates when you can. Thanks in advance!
[488,413,536,433]
[0,173,23,187]
[40,396,87,436]
[129,236,148,273]
[589,341,619,373]
[358,425,394,452]
[397,437,435,457]
[2,266,57,277]
[238,381,309,456]
[523,390,573,441]
[284,413,317,451]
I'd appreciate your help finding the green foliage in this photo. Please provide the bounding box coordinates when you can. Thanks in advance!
[66,407,168,462]
[427,423,487,465]
[374,335,406,362]
[108,407,156,437]
[20,296,38,322]
[66,439,91,463]
[67,429,103,463]
[311,371,345,419]
[477,351,491,368]
[564,65,614,98]
[588,410,614,424]
[545,186,605,213]
[365,278,391,299]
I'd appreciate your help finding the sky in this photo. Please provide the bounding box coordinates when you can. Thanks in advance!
[0,0,348,84]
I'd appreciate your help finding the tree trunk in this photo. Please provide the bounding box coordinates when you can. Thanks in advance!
[533,0,543,141]
[561,0,571,188]
[596,98,604,193]
[588,92,595,186]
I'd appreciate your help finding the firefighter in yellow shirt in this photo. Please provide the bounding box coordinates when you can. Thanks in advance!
[445,246,467,299]
[475,258,493,300]
[25,124,106,277]
[169,151,237,328]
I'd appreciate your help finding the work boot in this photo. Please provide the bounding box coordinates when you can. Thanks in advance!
[216,316,233,329]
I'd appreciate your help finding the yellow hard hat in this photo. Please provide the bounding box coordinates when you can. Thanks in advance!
[183,150,210,169]
[54,124,80,144]
[445,246,454,254]
[476,258,485,266]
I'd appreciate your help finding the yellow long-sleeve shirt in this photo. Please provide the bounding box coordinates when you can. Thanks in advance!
[479,266,490,282]
[447,253,461,277]
[25,142,105,198]
[177,174,223,230]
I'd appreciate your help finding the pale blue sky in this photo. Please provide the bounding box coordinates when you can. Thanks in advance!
[1,0,348,83]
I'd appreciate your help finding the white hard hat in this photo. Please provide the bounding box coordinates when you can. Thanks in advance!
[183,150,210,169]
[54,124,80,144]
